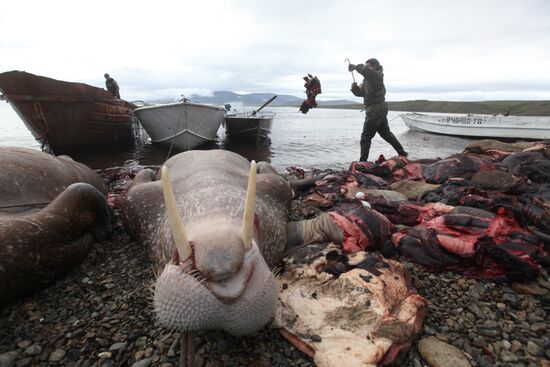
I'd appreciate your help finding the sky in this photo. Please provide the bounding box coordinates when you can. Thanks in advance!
[1,0,549,102]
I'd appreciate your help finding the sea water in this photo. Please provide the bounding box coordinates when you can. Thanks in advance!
[0,102,474,172]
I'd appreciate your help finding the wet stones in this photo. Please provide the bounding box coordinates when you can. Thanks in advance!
[511,281,549,296]
[408,261,550,366]
[48,349,66,363]
[22,345,41,357]
[418,336,472,367]
[0,351,19,367]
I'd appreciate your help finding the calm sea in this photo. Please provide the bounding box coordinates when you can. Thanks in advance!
[0,103,475,172]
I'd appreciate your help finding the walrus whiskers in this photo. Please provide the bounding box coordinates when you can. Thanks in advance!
[161,166,192,261]
[241,160,257,250]
[271,266,283,278]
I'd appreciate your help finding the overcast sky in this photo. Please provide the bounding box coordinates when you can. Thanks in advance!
[1,0,549,102]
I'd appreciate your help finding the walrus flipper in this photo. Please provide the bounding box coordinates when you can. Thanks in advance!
[0,182,112,305]
[286,213,344,250]
[122,177,166,266]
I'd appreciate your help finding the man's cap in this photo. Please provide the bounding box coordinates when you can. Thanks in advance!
[366,58,380,66]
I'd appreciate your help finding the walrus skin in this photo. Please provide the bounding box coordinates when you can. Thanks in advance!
[123,150,343,335]
[0,148,112,305]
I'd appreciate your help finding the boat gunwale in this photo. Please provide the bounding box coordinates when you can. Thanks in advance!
[226,110,275,118]
[400,112,550,121]
[134,101,226,113]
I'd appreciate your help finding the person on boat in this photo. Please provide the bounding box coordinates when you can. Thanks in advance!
[348,58,408,162]
[104,73,120,99]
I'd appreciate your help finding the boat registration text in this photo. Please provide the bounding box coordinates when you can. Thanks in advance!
[438,116,484,125]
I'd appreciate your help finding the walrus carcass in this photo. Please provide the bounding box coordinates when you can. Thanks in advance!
[123,150,425,365]
[0,147,112,305]
[123,150,307,335]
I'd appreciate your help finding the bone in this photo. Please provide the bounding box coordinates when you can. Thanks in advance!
[161,165,191,260]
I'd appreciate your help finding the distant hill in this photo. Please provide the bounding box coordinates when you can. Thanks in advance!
[188,91,303,106]
[317,99,358,106]
[325,100,550,116]
[146,91,356,107]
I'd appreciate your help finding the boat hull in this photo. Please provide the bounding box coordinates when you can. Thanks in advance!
[134,101,225,151]
[0,71,137,154]
[401,113,550,140]
[224,112,274,142]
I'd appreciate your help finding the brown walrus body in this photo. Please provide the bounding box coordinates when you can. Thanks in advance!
[0,148,112,305]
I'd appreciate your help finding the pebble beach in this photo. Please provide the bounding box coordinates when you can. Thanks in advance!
[1,188,549,367]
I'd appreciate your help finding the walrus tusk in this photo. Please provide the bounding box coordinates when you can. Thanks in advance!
[179,332,195,367]
[161,165,192,260]
[241,160,257,249]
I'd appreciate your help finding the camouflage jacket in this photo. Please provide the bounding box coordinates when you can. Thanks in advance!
[105,78,120,98]
[355,63,386,107]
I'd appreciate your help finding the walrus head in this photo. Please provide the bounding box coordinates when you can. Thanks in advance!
[153,162,278,336]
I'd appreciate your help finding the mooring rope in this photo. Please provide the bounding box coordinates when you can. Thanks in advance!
[358,110,402,123]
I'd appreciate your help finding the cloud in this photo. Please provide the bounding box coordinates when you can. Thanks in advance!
[1,0,549,101]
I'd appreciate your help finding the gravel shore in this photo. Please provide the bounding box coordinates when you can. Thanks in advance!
[1,202,549,367]
[405,263,550,367]
[0,209,314,367]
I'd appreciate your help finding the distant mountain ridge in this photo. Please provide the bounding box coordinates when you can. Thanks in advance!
[147,91,356,106]
[190,91,302,106]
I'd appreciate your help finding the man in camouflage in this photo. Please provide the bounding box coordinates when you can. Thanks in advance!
[348,58,407,161]
[104,73,120,99]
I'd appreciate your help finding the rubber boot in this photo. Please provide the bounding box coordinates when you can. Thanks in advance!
[359,140,371,162]
[384,134,407,157]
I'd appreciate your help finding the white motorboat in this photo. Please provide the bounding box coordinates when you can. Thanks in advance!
[401,112,550,140]
[134,99,226,150]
